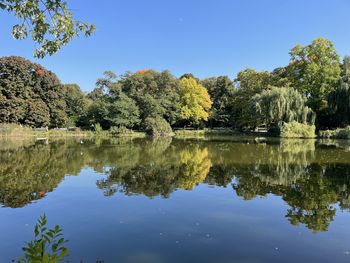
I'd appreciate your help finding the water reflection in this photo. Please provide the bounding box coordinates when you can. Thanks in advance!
[1,137,350,233]
[97,142,212,197]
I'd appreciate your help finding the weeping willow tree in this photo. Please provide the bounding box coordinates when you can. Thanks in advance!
[328,56,350,127]
[251,86,315,129]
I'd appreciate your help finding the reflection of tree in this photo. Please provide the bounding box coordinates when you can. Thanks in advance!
[177,147,211,190]
[252,139,315,186]
[0,137,174,207]
[231,140,315,197]
[228,140,350,232]
[322,165,350,211]
[284,172,337,232]
[205,165,235,187]
[96,143,211,197]
[318,139,350,151]
[2,137,350,233]
[0,139,86,207]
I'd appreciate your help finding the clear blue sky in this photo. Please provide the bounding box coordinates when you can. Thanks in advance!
[1,0,350,92]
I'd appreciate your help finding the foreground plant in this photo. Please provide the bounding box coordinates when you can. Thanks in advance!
[18,214,68,263]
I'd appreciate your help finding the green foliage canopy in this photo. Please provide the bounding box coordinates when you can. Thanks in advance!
[1,0,95,58]
[233,68,273,128]
[119,70,181,125]
[0,56,67,127]
[328,56,350,127]
[201,76,235,127]
[287,38,341,114]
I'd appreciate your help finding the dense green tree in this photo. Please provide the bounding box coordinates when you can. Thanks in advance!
[137,94,165,120]
[106,92,140,129]
[1,0,95,58]
[236,68,272,92]
[62,84,89,126]
[286,38,341,116]
[178,77,212,126]
[25,99,50,127]
[251,86,315,129]
[81,71,141,129]
[201,76,235,127]
[269,67,293,87]
[328,56,350,127]
[119,70,181,126]
[0,56,67,127]
[233,68,273,128]
[81,97,109,129]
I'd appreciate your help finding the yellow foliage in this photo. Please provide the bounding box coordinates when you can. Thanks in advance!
[179,77,212,124]
[178,146,212,190]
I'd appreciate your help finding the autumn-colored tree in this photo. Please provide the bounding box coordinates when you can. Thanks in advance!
[178,77,212,125]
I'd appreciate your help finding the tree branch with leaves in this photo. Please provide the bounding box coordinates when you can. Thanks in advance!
[1,0,95,58]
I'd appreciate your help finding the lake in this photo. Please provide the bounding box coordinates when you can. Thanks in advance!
[1,137,350,262]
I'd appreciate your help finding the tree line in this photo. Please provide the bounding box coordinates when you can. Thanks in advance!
[1,37,350,133]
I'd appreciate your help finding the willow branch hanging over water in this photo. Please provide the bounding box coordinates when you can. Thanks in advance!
[251,86,316,128]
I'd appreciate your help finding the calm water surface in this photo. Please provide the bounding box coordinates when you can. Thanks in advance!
[1,137,350,262]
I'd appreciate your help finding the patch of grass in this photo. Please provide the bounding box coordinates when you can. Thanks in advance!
[174,128,240,138]
[0,124,93,138]
[0,124,33,137]
[109,127,146,138]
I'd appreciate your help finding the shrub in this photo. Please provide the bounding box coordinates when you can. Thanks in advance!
[94,123,103,133]
[144,116,173,137]
[319,126,350,139]
[109,126,133,136]
[280,121,316,138]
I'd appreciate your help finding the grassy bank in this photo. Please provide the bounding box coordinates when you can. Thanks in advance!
[319,126,350,139]
[173,128,274,138]
[0,124,146,138]
[0,124,93,138]
[175,125,317,139]
[4,123,350,140]
[174,128,240,138]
